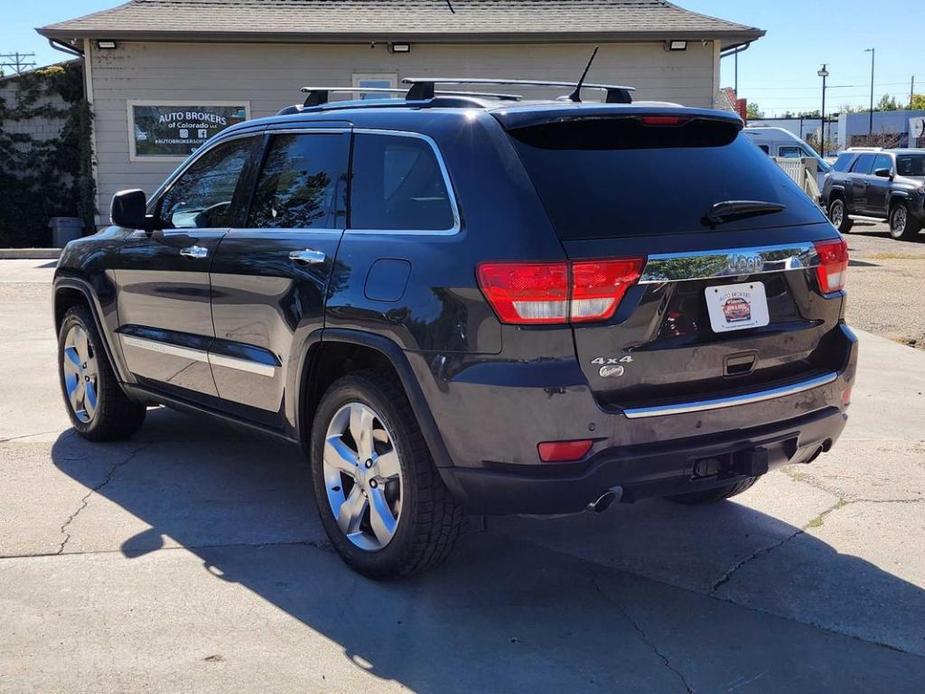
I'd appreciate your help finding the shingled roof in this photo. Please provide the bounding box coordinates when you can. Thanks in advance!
[38,0,764,47]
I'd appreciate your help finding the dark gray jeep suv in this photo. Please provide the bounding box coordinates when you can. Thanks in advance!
[53,79,857,577]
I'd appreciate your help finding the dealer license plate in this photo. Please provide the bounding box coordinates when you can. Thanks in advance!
[705,281,770,333]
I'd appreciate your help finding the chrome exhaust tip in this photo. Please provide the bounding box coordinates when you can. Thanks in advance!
[587,486,623,513]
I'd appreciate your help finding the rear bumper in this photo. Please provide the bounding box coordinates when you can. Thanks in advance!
[444,405,847,515]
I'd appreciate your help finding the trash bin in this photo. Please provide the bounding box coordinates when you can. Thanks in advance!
[48,217,86,248]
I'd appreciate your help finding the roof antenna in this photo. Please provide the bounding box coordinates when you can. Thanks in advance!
[445,0,455,13]
[568,46,599,103]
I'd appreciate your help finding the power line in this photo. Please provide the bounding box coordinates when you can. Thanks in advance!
[0,52,36,75]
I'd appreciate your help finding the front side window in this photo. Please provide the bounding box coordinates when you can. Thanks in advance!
[873,154,893,173]
[350,133,455,231]
[157,137,257,229]
[248,133,348,229]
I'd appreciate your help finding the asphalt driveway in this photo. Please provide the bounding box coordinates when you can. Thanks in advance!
[1,258,924,693]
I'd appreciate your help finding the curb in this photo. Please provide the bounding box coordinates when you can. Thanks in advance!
[0,249,62,260]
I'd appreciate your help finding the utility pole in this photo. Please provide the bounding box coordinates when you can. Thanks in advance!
[865,48,875,136]
[912,75,916,109]
[0,52,36,75]
[818,64,829,156]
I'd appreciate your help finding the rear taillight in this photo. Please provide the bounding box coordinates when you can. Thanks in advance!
[814,238,848,294]
[477,259,644,325]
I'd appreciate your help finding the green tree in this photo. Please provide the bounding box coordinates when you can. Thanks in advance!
[910,94,925,110]
[876,94,900,111]
[746,102,763,119]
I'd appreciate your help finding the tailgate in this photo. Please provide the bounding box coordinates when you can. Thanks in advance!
[506,111,847,411]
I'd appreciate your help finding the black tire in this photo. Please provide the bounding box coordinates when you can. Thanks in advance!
[667,477,759,505]
[58,305,147,441]
[889,201,922,241]
[309,370,464,578]
[828,198,853,233]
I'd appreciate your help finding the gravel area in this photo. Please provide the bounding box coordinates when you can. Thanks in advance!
[844,221,925,349]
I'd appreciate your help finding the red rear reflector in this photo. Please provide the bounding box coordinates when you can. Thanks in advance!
[538,439,594,463]
[639,116,690,127]
[842,386,852,407]
[477,258,644,325]
[814,238,848,293]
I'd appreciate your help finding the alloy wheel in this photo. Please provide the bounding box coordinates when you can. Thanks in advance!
[830,201,844,228]
[891,206,907,236]
[322,402,403,551]
[62,324,99,423]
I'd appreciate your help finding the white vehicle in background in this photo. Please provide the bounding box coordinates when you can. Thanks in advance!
[743,126,832,190]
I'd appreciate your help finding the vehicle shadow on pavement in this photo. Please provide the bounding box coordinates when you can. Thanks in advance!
[50,407,925,691]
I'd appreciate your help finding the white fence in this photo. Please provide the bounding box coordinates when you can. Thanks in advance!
[773,157,820,200]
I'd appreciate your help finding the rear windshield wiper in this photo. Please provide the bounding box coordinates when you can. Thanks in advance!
[703,200,786,227]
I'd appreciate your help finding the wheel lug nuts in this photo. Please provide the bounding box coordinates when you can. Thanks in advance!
[369,479,378,489]
[365,459,373,469]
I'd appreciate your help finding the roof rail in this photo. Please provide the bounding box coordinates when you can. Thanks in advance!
[401,77,635,104]
[299,86,522,107]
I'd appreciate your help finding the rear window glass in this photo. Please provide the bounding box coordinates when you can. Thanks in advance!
[350,133,455,231]
[509,118,822,240]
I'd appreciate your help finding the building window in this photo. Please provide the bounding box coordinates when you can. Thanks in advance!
[127,100,250,162]
[352,73,399,100]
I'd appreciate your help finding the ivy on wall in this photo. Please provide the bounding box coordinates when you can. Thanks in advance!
[0,62,95,247]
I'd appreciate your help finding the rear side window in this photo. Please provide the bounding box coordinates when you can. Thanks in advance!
[249,133,348,229]
[851,154,876,174]
[509,118,823,240]
[779,145,806,158]
[833,153,856,172]
[350,133,455,231]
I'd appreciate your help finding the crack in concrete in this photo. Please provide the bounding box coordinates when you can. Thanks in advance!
[711,486,925,597]
[592,577,694,693]
[2,537,333,561]
[784,468,925,505]
[709,497,848,596]
[55,443,150,555]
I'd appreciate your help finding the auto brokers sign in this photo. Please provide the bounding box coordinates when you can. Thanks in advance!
[128,101,250,160]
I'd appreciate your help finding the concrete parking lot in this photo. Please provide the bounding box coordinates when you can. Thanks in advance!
[1,235,924,692]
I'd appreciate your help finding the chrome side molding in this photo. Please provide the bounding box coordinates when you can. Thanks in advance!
[622,372,838,419]
[120,334,277,378]
[638,243,818,284]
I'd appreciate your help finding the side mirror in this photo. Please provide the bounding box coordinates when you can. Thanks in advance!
[111,189,159,231]
[873,167,893,179]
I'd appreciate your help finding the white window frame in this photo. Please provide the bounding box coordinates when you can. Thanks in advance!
[127,99,252,163]
[351,73,400,100]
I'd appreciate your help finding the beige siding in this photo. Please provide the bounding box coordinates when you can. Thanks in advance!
[88,40,716,220]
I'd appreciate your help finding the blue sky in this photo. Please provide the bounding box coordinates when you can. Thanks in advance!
[3,0,922,117]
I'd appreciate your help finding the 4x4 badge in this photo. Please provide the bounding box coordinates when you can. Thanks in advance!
[591,356,633,365]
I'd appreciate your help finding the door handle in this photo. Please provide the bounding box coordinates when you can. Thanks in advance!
[180,245,208,259]
[289,249,326,265]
